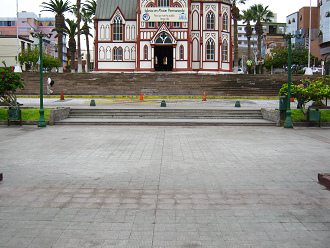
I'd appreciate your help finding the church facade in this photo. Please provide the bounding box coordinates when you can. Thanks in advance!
[94,0,232,72]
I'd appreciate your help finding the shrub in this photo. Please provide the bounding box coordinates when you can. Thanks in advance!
[0,63,24,106]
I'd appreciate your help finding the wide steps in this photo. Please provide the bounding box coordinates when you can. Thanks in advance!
[55,108,274,126]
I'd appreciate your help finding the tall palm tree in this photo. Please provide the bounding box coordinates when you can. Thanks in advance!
[231,0,246,72]
[82,0,96,72]
[250,4,274,62]
[241,9,253,60]
[63,19,77,73]
[41,0,71,73]
[75,0,83,73]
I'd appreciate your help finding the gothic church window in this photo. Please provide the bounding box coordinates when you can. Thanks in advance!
[206,38,215,60]
[113,16,123,41]
[223,12,228,31]
[222,39,228,61]
[206,11,215,30]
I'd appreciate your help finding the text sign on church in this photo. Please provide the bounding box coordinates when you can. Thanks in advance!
[141,7,188,22]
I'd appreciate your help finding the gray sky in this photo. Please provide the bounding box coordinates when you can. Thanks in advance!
[0,0,318,23]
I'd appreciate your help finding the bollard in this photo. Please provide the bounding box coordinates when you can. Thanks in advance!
[60,90,65,101]
[139,91,144,101]
[202,91,207,101]
[235,100,241,107]
[90,99,96,106]
[160,100,166,107]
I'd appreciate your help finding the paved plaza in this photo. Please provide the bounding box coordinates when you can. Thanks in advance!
[0,125,330,248]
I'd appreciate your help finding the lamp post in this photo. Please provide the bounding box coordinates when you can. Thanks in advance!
[283,33,302,128]
[31,31,52,128]
[14,0,22,72]
[305,0,313,75]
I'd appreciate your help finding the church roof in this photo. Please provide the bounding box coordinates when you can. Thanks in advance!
[95,0,138,20]
[95,0,231,20]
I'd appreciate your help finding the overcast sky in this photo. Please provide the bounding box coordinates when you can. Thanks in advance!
[0,0,318,23]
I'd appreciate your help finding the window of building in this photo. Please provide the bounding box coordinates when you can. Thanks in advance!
[144,45,148,60]
[223,12,228,31]
[158,0,169,7]
[206,39,215,61]
[222,39,228,61]
[173,22,180,28]
[99,46,105,60]
[179,45,184,60]
[148,22,155,28]
[206,11,215,30]
[113,16,123,41]
[113,47,123,60]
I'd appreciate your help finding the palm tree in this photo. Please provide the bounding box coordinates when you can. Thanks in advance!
[75,0,83,73]
[250,4,274,63]
[82,0,96,72]
[241,9,253,60]
[63,19,77,73]
[231,0,246,72]
[41,0,72,73]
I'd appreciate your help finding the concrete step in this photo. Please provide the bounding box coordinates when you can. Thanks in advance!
[55,118,275,126]
[68,109,264,119]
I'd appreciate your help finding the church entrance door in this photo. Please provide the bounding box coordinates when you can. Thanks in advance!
[154,45,173,71]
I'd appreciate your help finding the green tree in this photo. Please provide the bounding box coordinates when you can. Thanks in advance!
[75,0,83,73]
[241,9,253,60]
[63,19,78,73]
[250,4,274,73]
[41,0,72,73]
[82,0,96,72]
[19,48,61,72]
[231,0,246,72]
[265,47,311,72]
[0,64,24,106]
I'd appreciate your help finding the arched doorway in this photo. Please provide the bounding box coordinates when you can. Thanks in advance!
[154,32,173,71]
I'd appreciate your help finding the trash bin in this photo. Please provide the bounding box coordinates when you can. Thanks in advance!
[279,96,287,111]
[308,108,321,122]
[7,106,22,126]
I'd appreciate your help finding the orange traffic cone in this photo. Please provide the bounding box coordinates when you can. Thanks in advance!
[202,91,207,102]
[60,90,65,101]
[139,91,144,101]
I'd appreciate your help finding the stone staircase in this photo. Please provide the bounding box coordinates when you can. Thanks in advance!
[55,108,276,126]
[19,72,315,97]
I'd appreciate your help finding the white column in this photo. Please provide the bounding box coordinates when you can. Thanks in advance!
[151,46,154,69]
[173,46,176,69]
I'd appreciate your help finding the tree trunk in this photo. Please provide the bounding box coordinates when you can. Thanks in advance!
[76,0,83,73]
[57,32,63,73]
[71,49,75,73]
[233,18,239,72]
[85,33,90,72]
[55,14,64,73]
[247,37,251,60]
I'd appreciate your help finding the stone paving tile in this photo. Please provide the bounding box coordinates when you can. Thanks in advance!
[1,126,330,248]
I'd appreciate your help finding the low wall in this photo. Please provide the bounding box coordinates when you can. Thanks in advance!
[49,107,70,125]
[18,73,319,96]
[261,108,281,126]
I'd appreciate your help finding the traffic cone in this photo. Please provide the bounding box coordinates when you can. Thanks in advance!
[139,91,144,101]
[202,91,207,101]
[60,90,65,101]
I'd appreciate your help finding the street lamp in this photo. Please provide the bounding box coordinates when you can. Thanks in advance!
[30,31,52,128]
[14,0,22,72]
[283,32,303,128]
[305,0,313,75]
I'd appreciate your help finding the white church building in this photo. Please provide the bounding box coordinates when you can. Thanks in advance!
[94,0,232,72]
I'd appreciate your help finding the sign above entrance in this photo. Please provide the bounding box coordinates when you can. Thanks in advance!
[141,7,188,22]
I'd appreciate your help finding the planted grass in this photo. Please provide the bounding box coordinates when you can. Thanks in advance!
[0,108,51,121]
[291,109,330,122]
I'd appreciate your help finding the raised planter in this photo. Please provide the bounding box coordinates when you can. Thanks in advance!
[7,106,22,126]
